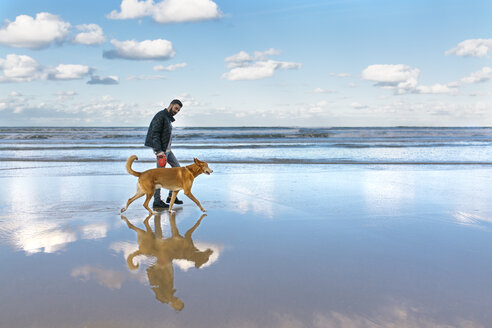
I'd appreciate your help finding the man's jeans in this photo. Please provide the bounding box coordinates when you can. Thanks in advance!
[154,150,180,202]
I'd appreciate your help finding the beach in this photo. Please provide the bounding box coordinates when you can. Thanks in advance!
[1,128,492,327]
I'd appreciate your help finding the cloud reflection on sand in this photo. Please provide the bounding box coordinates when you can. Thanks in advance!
[13,222,77,254]
[174,242,223,271]
[0,179,112,254]
[80,223,109,239]
[311,305,484,328]
[71,266,126,290]
[1,217,108,254]
[224,171,277,218]
[223,305,484,328]
[361,170,417,213]
[454,212,492,227]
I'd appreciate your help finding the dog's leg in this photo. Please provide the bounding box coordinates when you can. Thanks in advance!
[143,213,154,233]
[153,213,163,238]
[184,189,206,212]
[142,193,154,215]
[168,190,179,213]
[169,211,179,237]
[121,215,145,235]
[121,190,145,213]
[121,215,145,234]
[184,214,207,240]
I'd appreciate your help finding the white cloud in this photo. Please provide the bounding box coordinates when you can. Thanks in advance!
[222,49,301,81]
[87,75,119,85]
[308,100,330,114]
[378,99,491,120]
[362,64,457,95]
[253,48,282,60]
[103,39,175,60]
[0,12,70,49]
[362,64,420,85]
[460,66,492,84]
[245,100,332,120]
[73,24,106,45]
[225,48,281,68]
[0,54,42,82]
[446,38,492,57]
[225,51,254,68]
[153,0,222,23]
[107,0,222,23]
[155,93,208,112]
[0,92,157,125]
[46,64,91,80]
[443,66,492,90]
[19,95,144,124]
[415,83,457,94]
[0,91,32,112]
[107,0,154,19]
[0,54,96,83]
[176,93,207,107]
[222,60,302,80]
[153,62,187,71]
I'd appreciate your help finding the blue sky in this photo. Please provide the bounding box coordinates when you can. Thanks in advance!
[1,0,491,126]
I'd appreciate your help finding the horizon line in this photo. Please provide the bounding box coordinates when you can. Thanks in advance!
[0,125,492,129]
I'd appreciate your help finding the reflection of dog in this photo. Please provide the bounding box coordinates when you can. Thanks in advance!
[121,212,212,311]
[121,155,213,214]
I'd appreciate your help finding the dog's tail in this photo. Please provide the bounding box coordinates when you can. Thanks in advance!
[125,155,141,177]
[127,250,141,270]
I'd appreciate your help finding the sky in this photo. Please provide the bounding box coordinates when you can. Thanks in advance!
[0,0,492,127]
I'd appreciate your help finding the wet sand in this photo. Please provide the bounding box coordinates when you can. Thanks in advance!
[1,163,492,327]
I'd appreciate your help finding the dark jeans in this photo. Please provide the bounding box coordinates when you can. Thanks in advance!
[154,150,180,202]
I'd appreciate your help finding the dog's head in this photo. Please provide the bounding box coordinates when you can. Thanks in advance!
[194,158,213,175]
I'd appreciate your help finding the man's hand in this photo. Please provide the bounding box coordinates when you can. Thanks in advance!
[156,152,167,167]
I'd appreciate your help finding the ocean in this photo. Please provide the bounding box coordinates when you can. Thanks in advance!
[0,127,491,169]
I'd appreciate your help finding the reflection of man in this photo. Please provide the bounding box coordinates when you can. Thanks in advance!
[121,212,212,311]
[144,99,184,209]
[147,259,183,310]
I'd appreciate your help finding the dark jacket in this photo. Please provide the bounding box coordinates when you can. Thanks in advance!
[144,109,175,153]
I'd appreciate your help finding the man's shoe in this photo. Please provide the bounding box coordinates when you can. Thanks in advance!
[153,200,169,209]
[166,197,183,205]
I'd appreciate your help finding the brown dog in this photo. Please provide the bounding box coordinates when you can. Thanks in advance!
[121,155,213,214]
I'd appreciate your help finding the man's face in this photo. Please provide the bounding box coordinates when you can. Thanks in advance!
[169,104,182,116]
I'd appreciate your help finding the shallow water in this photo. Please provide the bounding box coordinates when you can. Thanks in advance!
[1,163,491,327]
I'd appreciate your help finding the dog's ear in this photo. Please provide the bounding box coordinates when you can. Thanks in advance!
[194,158,199,164]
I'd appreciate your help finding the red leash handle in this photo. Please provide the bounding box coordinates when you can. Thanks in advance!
[157,154,167,167]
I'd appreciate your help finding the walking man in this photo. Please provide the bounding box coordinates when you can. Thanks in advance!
[145,99,184,209]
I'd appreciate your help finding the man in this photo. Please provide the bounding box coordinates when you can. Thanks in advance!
[145,99,184,209]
